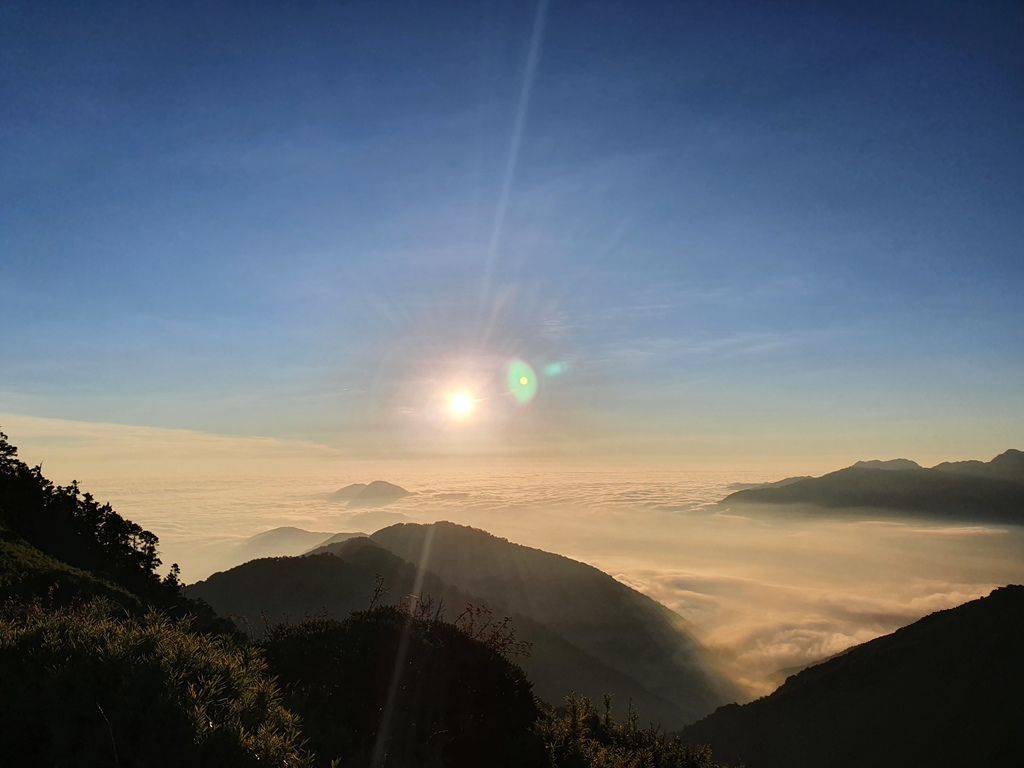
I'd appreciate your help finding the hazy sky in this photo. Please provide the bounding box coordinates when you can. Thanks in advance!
[3,0,1023,467]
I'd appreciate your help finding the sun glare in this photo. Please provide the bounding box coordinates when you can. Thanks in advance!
[449,393,473,416]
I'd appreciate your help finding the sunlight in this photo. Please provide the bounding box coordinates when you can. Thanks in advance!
[450,393,473,417]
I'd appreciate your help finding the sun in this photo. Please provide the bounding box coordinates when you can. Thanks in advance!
[449,392,473,416]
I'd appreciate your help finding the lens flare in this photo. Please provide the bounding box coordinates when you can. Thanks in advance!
[508,359,537,404]
[543,362,565,377]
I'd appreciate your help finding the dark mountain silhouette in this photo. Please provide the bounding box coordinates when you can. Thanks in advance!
[327,480,410,507]
[197,538,676,723]
[681,585,1024,768]
[306,538,710,725]
[190,525,738,727]
[369,522,740,725]
[723,450,1024,524]
[189,538,456,628]
[933,448,1024,481]
[726,476,812,491]
[851,458,922,471]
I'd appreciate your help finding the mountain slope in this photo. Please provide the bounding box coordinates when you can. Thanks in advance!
[370,522,740,725]
[681,585,1024,768]
[189,537,700,727]
[723,451,1024,524]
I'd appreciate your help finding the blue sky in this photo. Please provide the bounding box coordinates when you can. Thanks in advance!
[2,0,1022,465]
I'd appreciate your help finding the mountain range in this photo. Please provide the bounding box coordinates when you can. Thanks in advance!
[723,449,1024,523]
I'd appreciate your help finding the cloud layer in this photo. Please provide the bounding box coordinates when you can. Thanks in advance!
[5,415,1021,699]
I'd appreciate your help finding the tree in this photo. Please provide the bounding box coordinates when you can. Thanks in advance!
[0,428,200,614]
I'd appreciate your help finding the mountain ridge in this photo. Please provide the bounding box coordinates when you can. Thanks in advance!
[189,537,692,727]
[723,450,1024,523]
[681,585,1024,767]
[368,522,740,724]
[190,522,739,727]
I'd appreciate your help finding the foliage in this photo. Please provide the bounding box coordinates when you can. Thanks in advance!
[0,599,311,767]
[0,429,234,633]
[454,602,533,658]
[0,523,143,610]
[262,604,548,767]
[538,694,729,768]
[0,429,176,598]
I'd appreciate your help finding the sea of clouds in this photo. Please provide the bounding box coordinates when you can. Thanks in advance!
[75,467,1024,699]
[6,412,1020,700]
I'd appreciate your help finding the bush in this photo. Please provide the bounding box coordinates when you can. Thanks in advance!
[0,600,310,767]
[263,605,547,767]
[537,693,728,768]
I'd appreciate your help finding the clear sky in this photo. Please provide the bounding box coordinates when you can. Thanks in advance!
[2,0,1023,469]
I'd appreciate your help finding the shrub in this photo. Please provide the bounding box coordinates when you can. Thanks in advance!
[263,605,547,767]
[537,693,728,768]
[0,600,310,767]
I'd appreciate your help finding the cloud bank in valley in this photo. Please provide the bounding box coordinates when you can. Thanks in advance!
[434,495,1024,696]
[96,465,1024,699]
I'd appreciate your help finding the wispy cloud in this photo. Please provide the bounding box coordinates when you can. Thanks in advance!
[0,413,348,481]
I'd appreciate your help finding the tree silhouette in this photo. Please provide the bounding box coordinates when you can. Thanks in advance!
[1,429,172,599]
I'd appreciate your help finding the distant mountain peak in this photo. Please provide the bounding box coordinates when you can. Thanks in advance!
[327,483,367,502]
[850,458,922,471]
[357,480,409,498]
[990,448,1024,470]
[327,480,410,507]
[931,449,1024,481]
